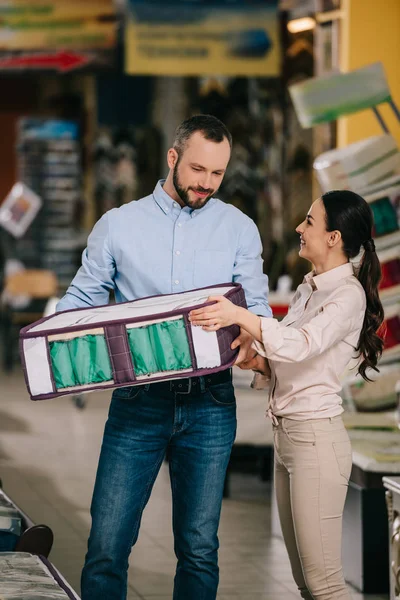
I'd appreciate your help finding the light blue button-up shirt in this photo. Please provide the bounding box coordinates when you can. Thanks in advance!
[56,181,271,317]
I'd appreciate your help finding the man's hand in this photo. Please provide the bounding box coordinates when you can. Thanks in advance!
[231,328,256,366]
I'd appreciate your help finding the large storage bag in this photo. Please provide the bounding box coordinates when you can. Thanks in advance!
[20,283,246,401]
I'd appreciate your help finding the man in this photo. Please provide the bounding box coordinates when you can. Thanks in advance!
[57,115,271,600]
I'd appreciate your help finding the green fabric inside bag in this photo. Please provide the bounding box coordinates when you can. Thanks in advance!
[49,334,112,389]
[127,319,192,376]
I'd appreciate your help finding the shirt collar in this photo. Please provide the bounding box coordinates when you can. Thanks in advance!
[153,180,183,215]
[304,262,355,291]
[152,179,216,218]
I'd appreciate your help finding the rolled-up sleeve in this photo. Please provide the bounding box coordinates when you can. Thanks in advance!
[233,219,272,318]
[56,213,115,312]
[254,285,365,362]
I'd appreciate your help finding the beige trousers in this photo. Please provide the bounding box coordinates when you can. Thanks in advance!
[273,415,352,600]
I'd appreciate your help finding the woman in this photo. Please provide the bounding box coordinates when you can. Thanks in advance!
[189,190,384,600]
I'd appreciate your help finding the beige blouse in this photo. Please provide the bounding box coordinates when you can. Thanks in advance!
[254,262,366,421]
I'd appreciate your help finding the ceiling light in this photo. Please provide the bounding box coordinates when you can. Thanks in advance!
[287,17,316,34]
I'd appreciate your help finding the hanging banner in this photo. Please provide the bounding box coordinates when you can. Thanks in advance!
[289,63,392,129]
[125,0,280,77]
[0,0,117,72]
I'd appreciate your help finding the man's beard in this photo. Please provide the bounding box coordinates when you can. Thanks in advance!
[173,163,216,210]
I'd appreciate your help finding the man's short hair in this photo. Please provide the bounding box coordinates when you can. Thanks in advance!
[173,114,232,154]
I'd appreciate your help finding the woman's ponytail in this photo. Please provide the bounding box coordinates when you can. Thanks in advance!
[356,243,385,381]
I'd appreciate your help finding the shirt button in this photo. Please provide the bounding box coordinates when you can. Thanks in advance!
[178,223,182,227]
[176,250,181,256]
[174,280,180,285]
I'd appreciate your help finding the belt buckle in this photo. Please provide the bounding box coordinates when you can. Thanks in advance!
[172,378,192,394]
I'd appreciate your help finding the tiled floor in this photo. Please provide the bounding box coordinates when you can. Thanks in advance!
[0,367,388,600]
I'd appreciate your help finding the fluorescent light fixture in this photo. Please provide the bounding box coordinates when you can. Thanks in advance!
[287,17,316,34]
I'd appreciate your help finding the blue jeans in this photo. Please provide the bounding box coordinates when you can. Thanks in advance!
[81,374,236,600]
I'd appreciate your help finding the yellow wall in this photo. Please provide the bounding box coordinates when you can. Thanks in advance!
[337,0,400,147]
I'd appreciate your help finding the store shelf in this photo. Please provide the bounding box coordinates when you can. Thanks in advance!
[16,118,85,285]
[377,245,400,263]
[381,345,400,365]
[380,284,400,304]
[363,174,400,199]
[375,229,400,252]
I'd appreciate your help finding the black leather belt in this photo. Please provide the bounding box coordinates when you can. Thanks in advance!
[152,368,232,395]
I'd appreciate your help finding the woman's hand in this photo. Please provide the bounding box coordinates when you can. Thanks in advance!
[239,354,271,377]
[189,296,239,331]
[189,296,263,343]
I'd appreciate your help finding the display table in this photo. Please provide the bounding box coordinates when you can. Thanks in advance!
[383,476,400,600]
[0,482,53,557]
[342,412,399,594]
[0,481,80,598]
[0,552,81,600]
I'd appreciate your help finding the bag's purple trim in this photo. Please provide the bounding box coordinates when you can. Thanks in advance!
[20,283,242,338]
[105,324,135,384]
[183,313,198,372]
[45,337,57,393]
[39,555,81,600]
[217,324,240,366]
[19,335,32,398]
[216,286,249,365]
